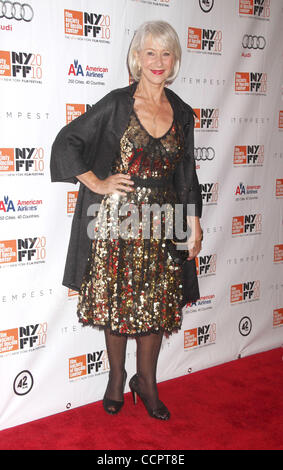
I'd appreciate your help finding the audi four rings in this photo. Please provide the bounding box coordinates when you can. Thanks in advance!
[242,34,266,50]
[194,147,215,161]
[0,1,34,21]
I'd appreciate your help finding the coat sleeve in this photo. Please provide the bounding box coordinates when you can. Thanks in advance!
[50,93,112,184]
[182,109,203,218]
[167,88,202,219]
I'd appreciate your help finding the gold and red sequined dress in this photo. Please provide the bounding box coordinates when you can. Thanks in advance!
[77,110,185,336]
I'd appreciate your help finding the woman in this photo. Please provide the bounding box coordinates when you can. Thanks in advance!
[50,21,202,420]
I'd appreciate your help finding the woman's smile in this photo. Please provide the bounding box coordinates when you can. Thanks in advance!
[151,69,165,75]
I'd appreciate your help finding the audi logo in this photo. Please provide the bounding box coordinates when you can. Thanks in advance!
[194,147,215,161]
[242,34,266,50]
[0,1,34,22]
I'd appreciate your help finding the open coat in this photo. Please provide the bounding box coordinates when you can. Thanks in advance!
[50,82,202,307]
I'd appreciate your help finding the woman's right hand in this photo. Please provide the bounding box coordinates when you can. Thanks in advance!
[76,171,135,196]
[94,173,135,195]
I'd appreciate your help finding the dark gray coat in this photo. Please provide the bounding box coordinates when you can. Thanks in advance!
[50,82,202,306]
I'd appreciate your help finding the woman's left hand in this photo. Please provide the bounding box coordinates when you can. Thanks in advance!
[186,233,202,260]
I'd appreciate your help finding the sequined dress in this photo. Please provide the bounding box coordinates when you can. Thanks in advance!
[77,110,185,336]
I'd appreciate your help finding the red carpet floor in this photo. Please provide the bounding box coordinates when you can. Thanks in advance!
[0,347,282,450]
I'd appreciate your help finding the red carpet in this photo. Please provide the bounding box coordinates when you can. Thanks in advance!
[0,347,282,450]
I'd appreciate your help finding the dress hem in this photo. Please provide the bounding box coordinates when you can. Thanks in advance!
[77,318,182,338]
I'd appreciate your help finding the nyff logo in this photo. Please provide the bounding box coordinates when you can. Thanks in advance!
[235,72,267,93]
[0,237,46,264]
[196,254,217,276]
[233,145,264,165]
[17,324,47,350]
[17,237,46,262]
[231,281,260,303]
[239,0,270,19]
[188,27,222,54]
[194,108,219,130]
[0,51,42,80]
[184,324,216,349]
[200,183,219,204]
[69,350,109,379]
[232,214,262,235]
[0,148,45,174]
[0,323,48,355]
[64,10,111,40]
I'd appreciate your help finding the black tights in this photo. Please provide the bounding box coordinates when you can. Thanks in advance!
[104,328,164,409]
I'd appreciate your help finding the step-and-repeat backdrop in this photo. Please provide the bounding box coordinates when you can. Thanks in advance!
[1,0,282,431]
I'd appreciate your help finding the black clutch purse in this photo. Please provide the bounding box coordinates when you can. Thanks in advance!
[165,228,203,266]
[165,203,203,265]
[165,239,190,265]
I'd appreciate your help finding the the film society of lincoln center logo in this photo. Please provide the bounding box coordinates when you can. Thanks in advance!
[194,108,219,131]
[184,323,216,349]
[232,213,262,236]
[274,244,283,263]
[276,179,283,198]
[69,350,109,380]
[0,148,45,176]
[273,308,283,328]
[233,145,264,166]
[67,191,78,215]
[235,72,267,94]
[0,237,46,266]
[187,27,222,54]
[0,323,48,357]
[64,10,111,42]
[239,0,270,19]
[0,51,42,82]
[230,280,260,303]
[66,104,93,124]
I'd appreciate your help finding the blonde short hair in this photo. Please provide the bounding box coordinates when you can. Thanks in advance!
[127,21,182,83]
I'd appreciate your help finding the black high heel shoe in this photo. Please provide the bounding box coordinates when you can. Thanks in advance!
[103,370,127,415]
[129,374,170,420]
